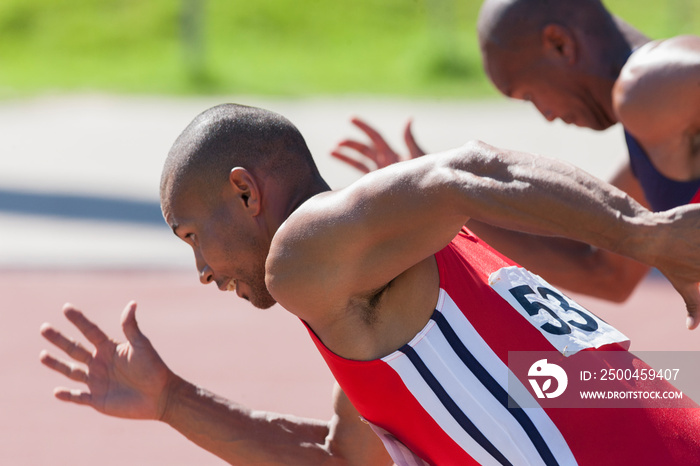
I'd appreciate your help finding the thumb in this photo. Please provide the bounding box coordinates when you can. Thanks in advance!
[404,118,426,159]
[121,300,146,342]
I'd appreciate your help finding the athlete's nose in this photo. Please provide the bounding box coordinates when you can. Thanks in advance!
[198,264,214,285]
[194,250,214,285]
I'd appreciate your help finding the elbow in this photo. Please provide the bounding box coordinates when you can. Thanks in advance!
[535,247,649,303]
[555,272,638,303]
[570,257,649,303]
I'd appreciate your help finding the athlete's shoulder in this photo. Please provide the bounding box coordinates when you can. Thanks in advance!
[628,35,700,64]
[614,36,700,143]
[616,36,700,99]
[266,191,348,314]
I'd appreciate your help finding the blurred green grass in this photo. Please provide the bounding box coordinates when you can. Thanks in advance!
[0,0,696,98]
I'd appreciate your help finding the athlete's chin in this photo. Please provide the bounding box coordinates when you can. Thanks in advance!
[248,292,278,309]
[570,119,605,131]
[580,112,617,131]
[586,120,615,131]
[234,280,277,309]
[599,120,616,131]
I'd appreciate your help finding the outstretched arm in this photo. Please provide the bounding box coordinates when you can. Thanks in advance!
[331,117,425,173]
[40,301,170,419]
[162,378,391,465]
[273,140,700,329]
[333,120,655,304]
[40,302,392,465]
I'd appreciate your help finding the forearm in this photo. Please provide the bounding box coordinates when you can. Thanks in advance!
[161,374,334,465]
[447,141,662,264]
[468,220,650,302]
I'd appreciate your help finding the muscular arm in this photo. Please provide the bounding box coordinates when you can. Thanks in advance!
[162,379,391,466]
[271,140,700,327]
[40,303,392,466]
[466,220,648,302]
[331,119,653,302]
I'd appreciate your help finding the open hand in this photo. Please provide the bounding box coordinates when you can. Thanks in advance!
[40,301,172,420]
[331,117,425,173]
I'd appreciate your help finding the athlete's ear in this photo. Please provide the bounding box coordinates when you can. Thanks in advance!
[229,167,262,216]
[541,24,577,65]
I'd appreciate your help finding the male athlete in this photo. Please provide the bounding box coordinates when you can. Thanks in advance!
[41,104,700,465]
[332,0,700,303]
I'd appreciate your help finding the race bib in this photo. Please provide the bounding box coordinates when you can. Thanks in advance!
[489,266,629,356]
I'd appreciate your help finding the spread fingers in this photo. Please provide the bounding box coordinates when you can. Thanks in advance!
[40,323,93,364]
[39,350,90,384]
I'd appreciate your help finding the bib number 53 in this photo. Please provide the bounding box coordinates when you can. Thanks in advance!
[509,284,598,336]
[489,266,628,356]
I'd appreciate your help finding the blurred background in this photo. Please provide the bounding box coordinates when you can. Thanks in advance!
[2,1,699,465]
[0,0,697,97]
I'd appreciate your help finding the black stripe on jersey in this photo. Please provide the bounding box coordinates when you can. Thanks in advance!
[431,309,559,466]
[399,343,513,466]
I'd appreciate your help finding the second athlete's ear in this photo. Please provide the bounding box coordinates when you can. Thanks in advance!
[229,167,261,215]
[541,24,577,64]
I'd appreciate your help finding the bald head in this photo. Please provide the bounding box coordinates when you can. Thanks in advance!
[477,0,638,130]
[160,103,320,206]
[478,0,612,52]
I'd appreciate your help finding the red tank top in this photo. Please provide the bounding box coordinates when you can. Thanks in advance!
[304,228,700,465]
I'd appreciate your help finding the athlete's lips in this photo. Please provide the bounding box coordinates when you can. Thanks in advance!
[218,279,237,292]
[227,279,237,292]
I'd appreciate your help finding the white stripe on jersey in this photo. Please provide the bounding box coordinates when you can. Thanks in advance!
[381,289,577,466]
[365,420,431,466]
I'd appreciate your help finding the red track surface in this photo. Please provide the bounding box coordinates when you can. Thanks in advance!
[4,270,699,465]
